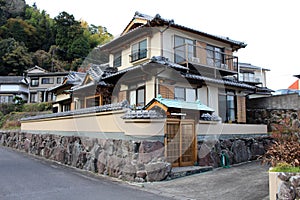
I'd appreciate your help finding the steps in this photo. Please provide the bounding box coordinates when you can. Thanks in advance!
[168,166,213,180]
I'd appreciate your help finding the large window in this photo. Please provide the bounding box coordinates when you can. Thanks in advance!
[218,90,236,123]
[129,87,145,107]
[41,78,54,84]
[239,72,255,82]
[30,93,38,103]
[175,87,196,102]
[174,36,195,63]
[206,45,224,67]
[113,51,122,67]
[130,39,147,62]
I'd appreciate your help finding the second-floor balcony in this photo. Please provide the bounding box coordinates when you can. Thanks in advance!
[174,44,239,76]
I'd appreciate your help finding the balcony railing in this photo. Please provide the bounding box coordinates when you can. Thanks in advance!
[174,44,238,73]
[129,49,147,63]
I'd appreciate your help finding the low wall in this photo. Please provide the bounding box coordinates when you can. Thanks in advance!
[269,172,300,200]
[197,136,273,167]
[0,131,170,182]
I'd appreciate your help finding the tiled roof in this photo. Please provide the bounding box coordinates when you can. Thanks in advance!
[22,100,129,121]
[122,110,165,119]
[183,73,256,90]
[145,96,215,112]
[102,56,188,80]
[0,76,28,85]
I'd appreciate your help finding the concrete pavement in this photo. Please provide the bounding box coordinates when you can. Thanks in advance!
[141,161,269,200]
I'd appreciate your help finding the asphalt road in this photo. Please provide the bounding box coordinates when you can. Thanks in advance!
[0,146,171,200]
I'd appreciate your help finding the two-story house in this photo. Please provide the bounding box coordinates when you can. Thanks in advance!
[0,76,29,103]
[72,12,257,124]
[26,66,69,103]
[22,12,267,167]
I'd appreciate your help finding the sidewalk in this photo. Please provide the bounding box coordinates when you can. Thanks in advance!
[140,161,269,200]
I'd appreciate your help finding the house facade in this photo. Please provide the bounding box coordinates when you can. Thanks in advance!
[26,66,69,103]
[22,12,268,167]
[0,76,29,103]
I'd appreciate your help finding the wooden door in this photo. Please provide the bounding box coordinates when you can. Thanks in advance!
[165,119,196,167]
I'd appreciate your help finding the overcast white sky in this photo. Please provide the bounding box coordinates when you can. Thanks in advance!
[25,0,300,90]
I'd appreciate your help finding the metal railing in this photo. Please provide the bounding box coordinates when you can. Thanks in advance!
[174,44,238,73]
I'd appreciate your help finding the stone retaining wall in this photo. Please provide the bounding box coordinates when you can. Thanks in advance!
[270,172,300,200]
[0,131,274,182]
[197,136,274,167]
[0,131,170,182]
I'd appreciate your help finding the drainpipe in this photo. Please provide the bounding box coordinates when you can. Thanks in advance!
[158,19,174,57]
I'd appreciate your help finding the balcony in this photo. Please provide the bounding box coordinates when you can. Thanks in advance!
[174,44,239,76]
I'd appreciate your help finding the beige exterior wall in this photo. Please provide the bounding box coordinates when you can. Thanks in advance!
[21,110,165,137]
[237,95,246,123]
[269,172,281,200]
[197,122,267,135]
[21,110,267,136]
[197,86,208,105]
[145,77,156,103]
[207,86,219,115]
[55,93,70,102]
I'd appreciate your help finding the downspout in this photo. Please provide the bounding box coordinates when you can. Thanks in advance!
[159,20,174,57]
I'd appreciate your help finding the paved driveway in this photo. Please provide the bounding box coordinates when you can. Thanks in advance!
[141,161,269,200]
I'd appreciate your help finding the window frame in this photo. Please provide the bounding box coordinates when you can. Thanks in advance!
[41,77,54,84]
[130,39,147,62]
[30,78,39,87]
[206,44,225,67]
[174,35,195,63]
[113,51,122,67]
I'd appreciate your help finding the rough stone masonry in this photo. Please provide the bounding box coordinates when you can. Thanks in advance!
[0,131,273,182]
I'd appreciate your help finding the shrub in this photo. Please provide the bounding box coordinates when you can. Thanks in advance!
[262,133,300,167]
[269,162,300,172]
[22,102,53,112]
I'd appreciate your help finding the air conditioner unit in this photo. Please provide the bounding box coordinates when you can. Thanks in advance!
[188,57,200,64]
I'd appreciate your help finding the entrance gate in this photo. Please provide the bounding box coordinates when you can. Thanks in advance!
[164,119,197,167]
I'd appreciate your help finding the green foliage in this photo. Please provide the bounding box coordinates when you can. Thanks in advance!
[22,102,52,112]
[269,162,300,172]
[0,103,16,115]
[0,38,33,75]
[0,3,113,73]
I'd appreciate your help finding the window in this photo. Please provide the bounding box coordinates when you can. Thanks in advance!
[218,90,236,123]
[174,87,196,102]
[31,79,39,87]
[42,78,54,84]
[57,77,62,84]
[175,87,185,101]
[186,88,196,102]
[130,39,147,62]
[113,51,122,67]
[137,87,145,106]
[174,36,195,63]
[206,45,224,67]
[30,93,38,103]
[240,72,255,82]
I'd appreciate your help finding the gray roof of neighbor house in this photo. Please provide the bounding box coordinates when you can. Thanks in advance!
[0,76,28,85]
[48,71,86,92]
[294,74,300,79]
[116,12,246,51]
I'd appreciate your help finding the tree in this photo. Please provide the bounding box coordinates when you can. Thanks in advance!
[32,50,52,71]
[0,18,38,51]
[0,38,32,75]
[24,6,55,51]
[54,11,83,61]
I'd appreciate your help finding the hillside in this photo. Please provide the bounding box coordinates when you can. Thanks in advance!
[0,0,113,75]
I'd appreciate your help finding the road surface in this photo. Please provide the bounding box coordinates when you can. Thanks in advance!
[0,146,170,200]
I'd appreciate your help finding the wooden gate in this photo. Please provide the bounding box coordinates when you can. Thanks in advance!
[164,119,197,167]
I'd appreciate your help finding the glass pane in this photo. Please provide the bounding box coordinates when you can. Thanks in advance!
[137,88,145,106]
[129,90,136,106]
[186,88,196,102]
[175,87,185,101]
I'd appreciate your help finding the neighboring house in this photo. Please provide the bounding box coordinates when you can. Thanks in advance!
[238,62,269,87]
[48,71,85,113]
[238,62,273,98]
[26,66,69,103]
[0,76,29,103]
